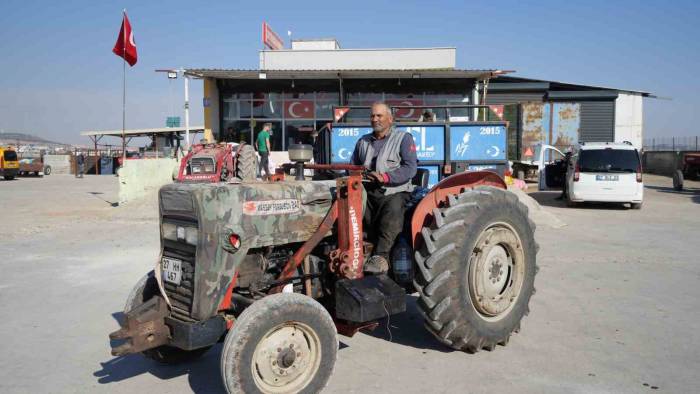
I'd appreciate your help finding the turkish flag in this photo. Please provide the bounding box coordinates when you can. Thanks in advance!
[386,99,423,118]
[113,12,137,66]
[285,100,314,119]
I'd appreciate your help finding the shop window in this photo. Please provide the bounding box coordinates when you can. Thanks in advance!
[252,99,283,118]
[315,91,339,102]
[240,100,252,118]
[283,92,315,99]
[222,120,252,144]
[315,100,336,119]
[222,101,239,120]
[286,120,317,147]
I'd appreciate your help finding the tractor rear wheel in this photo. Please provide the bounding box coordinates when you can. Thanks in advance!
[221,293,337,394]
[235,144,257,181]
[124,271,211,364]
[673,169,684,191]
[414,186,537,352]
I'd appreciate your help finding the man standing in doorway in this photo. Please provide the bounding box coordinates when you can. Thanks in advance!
[256,122,272,180]
[351,102,417,274]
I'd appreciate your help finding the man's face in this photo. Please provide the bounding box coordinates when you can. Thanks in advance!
[371,104,393,134]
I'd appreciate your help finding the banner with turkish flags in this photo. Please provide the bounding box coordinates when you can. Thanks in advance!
[113,11,137,66]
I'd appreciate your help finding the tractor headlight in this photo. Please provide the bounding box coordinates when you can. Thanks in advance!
[162,222,198,245]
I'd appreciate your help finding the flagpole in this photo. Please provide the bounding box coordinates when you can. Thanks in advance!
[121,9,127,162]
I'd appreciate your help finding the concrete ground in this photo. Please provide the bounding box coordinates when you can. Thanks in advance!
[0,174,698,393]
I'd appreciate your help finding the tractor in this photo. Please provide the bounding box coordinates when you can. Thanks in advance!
[109,139,537,393]
[176,142,257,183]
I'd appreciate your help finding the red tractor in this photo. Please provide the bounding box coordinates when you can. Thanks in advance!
[110,144,538,393]
[176,142,257,183]
[673,152,700,191]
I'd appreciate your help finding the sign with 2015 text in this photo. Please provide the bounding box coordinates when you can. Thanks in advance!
[330,126,446,163]
[449,125,507,161]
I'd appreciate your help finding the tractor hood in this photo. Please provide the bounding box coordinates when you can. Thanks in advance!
[158,180,334,320]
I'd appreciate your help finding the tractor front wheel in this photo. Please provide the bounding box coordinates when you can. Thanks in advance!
[221,293,337,394]
[414,186,538,352]
[124,271,211,364]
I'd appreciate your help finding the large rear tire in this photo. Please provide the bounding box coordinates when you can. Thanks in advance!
[673,169,683,191]
[414,186,538,352]
[235,144,258,181]
[43,165,51,175]
[125,271,211,364]
[221,293,337,394]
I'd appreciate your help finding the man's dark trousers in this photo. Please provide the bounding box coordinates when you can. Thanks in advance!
[363,186,410,259]
[259,152,270,178]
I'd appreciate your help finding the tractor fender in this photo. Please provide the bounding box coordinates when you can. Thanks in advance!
[410,171,507,247]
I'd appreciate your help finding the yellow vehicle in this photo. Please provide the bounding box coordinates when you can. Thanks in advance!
[0,146,20,180]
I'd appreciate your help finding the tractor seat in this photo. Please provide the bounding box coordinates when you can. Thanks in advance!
[412,168,430,188]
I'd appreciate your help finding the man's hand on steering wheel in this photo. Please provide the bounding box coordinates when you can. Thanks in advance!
[368,171,386,184]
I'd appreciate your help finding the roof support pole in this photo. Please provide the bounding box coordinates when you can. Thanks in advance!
[184,73,190,149]
[338,74,345,106]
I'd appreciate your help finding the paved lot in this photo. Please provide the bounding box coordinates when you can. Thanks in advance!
[0,174,698,393]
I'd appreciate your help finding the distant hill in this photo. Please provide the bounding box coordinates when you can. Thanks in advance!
[0,132,69,146]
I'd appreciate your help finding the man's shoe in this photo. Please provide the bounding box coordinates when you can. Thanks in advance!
[364,255,389,274]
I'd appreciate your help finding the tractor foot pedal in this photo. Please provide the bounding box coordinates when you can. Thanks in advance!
[335,274,406,323]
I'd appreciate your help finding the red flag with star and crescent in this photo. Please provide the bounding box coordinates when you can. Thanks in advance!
[112,12,137,66]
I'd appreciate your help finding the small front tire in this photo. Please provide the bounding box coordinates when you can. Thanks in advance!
[221,293,338,394]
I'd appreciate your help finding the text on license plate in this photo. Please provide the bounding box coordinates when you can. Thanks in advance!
[162,257,182,285]
[596,174,619,181]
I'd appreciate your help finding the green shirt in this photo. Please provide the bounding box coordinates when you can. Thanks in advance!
[257,130,270,152]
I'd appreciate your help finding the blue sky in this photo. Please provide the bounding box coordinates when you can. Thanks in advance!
[1,0,698,144]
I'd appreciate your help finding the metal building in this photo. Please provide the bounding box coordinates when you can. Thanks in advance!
[185,38,651,159]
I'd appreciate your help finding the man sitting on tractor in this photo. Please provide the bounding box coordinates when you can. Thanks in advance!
[350,102,417,274]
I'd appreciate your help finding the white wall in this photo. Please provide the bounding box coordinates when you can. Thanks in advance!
[118,158,178,204]
[615,93,643,149]
[260,48,456,70]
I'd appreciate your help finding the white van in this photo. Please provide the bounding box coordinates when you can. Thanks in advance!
[538,142,644,209]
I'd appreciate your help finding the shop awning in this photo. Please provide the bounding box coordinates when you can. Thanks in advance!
[185,68,510,80]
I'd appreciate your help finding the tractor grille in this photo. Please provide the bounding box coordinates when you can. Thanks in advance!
[162,240,197,322]
[189,157,215,174]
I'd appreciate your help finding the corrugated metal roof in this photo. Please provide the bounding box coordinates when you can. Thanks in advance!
[81,126,205,137]
[495,76,653,97]
[185,68,508,80]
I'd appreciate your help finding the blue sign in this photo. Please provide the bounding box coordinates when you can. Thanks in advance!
[397,126,445,161]
[330,126,372,163]
[449,125,507,161]
[331,126,446,163]
[419,165,440,188]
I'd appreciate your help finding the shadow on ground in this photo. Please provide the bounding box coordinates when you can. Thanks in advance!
[364,295,453,353]
[96,312,226,393]
[645,185,700,204]
[529,191,630,210]
[88,191,119,207]
[94,346,226,393]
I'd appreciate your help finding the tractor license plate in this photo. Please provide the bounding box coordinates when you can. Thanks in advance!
[596,174,619,181]
[162,257,182,285]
